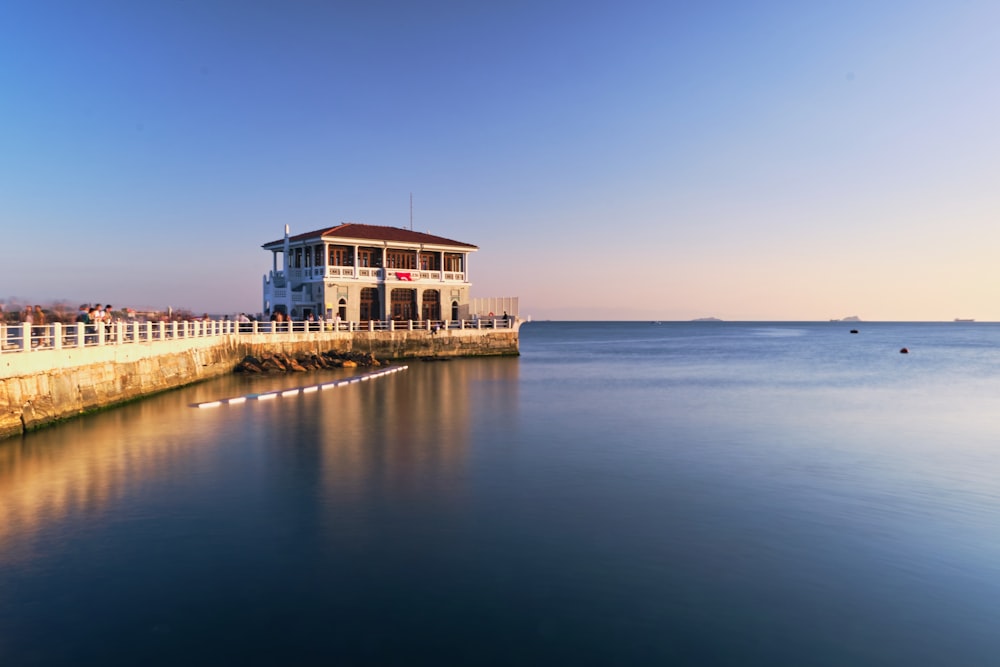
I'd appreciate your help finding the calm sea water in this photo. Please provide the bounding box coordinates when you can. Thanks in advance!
[2,321,1000,666]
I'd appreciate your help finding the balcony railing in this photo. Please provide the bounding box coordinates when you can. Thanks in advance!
[267,267,468,284]
[0,317,518,354]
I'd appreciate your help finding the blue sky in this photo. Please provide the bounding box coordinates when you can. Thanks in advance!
[2,1,998,320]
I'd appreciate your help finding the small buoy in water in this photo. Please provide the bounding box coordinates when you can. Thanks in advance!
[899,347,909,354]
[850,329,859,334]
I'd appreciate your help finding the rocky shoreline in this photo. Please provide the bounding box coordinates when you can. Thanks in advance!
[235,351,388,373]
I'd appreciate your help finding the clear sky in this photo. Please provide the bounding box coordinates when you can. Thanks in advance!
[2,1,998,320]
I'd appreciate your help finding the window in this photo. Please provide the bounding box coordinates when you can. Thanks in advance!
[422,290,440,321]
[419,252,440,270]
[360,288,380,320]
[329,245,353,266]
[387,250,417,270]
[444,253,463,272]
[391,288,416,320]
[358,248,381,268]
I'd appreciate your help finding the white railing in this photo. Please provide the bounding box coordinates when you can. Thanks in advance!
[267,266,469,284]
[0,317,518,354]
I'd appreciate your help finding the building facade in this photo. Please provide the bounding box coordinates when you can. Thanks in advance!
[262,223,478,322]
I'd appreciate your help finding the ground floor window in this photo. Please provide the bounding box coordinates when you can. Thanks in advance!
[422,290,440,321]
[360,288,380,321]
[391,288,416,321]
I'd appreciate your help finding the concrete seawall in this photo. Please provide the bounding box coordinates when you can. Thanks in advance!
[0,327,519,440]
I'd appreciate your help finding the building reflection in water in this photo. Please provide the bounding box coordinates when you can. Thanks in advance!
[0,358,520,566]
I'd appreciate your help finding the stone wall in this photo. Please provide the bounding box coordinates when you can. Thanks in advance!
[0,327,518,440]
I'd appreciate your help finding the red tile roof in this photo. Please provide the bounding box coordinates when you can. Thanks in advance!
[263,223,477,250]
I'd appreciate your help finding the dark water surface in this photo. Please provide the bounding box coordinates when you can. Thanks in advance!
[2,322,1000,665]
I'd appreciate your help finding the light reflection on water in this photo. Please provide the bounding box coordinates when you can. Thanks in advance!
[2,323,1000,665]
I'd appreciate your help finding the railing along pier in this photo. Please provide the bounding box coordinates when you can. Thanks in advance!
[0,317,518,354]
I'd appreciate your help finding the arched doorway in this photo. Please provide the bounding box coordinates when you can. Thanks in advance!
[422,290,440,322]
[391,288,416,321]
[451,301,459,322]
[338,298,347,321]
[360,288,380,321]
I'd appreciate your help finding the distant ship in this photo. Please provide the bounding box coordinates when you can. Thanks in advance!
[954,318,975,322]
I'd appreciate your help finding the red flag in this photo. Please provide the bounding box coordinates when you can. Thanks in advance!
[396,272,412,281]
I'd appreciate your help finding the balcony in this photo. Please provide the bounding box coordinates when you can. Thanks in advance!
[278,267,468,283]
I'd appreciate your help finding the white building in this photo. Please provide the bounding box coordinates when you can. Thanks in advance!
[262,223,479,322]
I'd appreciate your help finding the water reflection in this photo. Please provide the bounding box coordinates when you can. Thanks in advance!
[0,359,520,567]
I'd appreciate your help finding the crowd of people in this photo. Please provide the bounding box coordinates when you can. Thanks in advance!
[3,302,125,347]
[73,303,119,344]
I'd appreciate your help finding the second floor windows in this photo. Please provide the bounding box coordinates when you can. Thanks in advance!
[358,247,382,268]
[329,245,353,267]
[282,245,464,274]
[419,252,440,271]
[387,250,417,269]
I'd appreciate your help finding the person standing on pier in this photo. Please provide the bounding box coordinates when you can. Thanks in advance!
[33,305,47,347]
[21,306,34,348]
[104,305,115,342]
[86,307,98,344]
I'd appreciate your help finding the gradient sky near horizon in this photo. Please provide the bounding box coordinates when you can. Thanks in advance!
[2,1,998,320]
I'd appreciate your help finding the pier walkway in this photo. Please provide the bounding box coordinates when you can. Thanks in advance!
[2,318,515,358]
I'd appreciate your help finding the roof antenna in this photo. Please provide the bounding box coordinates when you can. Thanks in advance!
[409,192,413,231]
